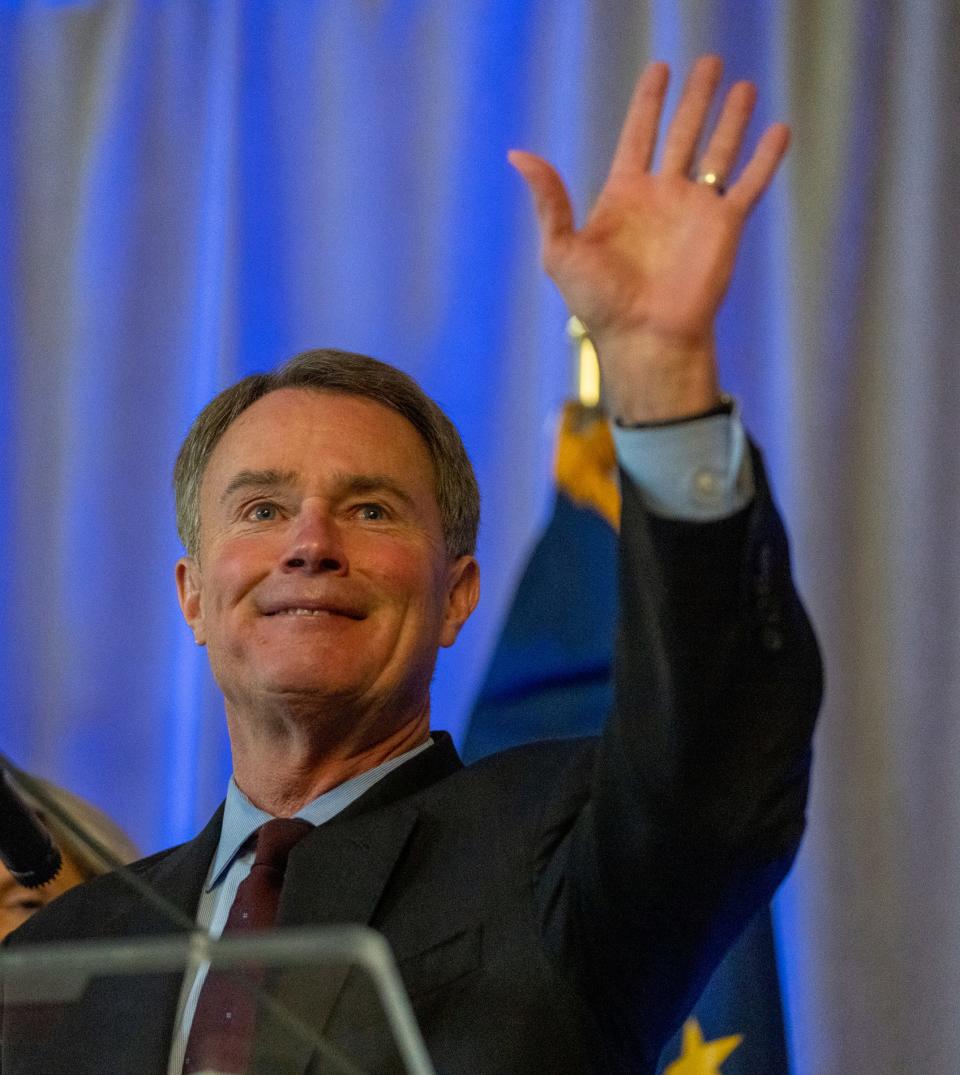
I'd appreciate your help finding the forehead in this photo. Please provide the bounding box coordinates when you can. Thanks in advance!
[203,387,437,498]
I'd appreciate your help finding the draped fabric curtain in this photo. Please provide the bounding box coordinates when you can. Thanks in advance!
[1,2,957,1072]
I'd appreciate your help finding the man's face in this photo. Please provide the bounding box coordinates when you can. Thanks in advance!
[176,388,479,735]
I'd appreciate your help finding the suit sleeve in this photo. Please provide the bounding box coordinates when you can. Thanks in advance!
[543,447,822,1069]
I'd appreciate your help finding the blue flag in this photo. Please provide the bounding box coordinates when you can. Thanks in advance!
[463,404,788,1075]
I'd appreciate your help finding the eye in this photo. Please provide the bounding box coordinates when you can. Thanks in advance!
[246,501,280,522]
[3,896,43,914]
[355,503,386,521]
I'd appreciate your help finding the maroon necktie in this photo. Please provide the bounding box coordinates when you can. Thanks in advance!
[182,817,313,1075]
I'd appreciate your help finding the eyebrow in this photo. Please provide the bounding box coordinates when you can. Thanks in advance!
[220,469,299,504]
[220,469,418,511]
[337,474,418,511]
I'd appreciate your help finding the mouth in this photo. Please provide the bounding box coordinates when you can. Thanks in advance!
[262,603,366,621]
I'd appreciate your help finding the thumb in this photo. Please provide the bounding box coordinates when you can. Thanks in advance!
[508,150,575,246]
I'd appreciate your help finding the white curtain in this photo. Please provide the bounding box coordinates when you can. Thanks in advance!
[1,2,958,1071]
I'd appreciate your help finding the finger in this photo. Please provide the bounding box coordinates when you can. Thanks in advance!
[508,149,575,242]
[696,80,757,186]
[726,122,791,211]
[606,60,670,183]
[659,54,724,177]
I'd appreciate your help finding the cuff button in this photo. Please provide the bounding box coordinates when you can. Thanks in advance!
[691,467,725,507]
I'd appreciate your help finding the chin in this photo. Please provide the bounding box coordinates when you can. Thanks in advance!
[259,671,366,699]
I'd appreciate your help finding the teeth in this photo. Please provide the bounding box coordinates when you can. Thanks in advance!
[277,608,331,616]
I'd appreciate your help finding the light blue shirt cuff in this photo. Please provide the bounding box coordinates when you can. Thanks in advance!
[612,409,755,521]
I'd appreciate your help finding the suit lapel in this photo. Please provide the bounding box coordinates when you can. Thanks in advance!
[338,731,463,821]
[277,731,460,930]
[251,805,418,1068]
[87,739,460,1074]
[251,736,462,1073]
[116,805,225,931]
[279,803,419,928]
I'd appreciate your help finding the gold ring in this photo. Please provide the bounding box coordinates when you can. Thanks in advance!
[696,171,726,195]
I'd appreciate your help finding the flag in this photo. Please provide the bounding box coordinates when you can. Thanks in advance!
[463,403,789,1075]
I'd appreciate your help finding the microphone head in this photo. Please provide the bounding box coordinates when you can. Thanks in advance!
[8,846,62,889]
[0,770,64,888]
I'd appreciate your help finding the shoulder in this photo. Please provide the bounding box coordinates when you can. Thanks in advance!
[462,736,597,786]
[3,840,190,949]
[423,736,600,837]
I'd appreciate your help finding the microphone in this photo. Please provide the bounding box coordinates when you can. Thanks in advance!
[0,766,62,888]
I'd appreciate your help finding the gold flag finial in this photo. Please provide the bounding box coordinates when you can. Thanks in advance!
[557,315,619,529]
[566,315,601,408]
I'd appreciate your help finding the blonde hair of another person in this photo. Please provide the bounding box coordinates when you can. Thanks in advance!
[0,773,140,939]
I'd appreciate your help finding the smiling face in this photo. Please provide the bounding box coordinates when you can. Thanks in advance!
[175,388,479,745]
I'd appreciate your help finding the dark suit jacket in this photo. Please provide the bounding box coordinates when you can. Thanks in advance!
[1,468,822,1074]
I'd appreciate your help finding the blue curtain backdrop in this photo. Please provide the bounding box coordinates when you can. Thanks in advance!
[1,3,958,1073]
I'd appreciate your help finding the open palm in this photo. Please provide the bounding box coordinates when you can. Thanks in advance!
[510,56,790,421]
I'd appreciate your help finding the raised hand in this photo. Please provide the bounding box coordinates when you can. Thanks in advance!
[509,55,790,423]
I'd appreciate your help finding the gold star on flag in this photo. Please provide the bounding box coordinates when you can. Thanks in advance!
[663,1017,743,1075]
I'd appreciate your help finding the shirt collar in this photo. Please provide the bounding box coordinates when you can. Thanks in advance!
[206,736,434,891]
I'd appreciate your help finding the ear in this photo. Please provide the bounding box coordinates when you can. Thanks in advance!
[439,556,480,648]
[175,557,206,645]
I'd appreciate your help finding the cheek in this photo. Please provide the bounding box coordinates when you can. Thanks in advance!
[0,893,48,937]
[201,542,270,615]
[372,543,442,599]
[381,556,452,640]
[0,907,29,938]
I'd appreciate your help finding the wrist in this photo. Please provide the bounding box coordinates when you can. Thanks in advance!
[590,329,720,424]
[615,392,734,429]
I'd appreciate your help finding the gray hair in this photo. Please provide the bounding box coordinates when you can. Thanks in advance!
[173,349,480,560]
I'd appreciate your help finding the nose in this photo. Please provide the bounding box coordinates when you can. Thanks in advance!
[282,505,348,575]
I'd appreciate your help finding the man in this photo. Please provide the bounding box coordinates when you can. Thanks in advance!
[2,56,821,1073]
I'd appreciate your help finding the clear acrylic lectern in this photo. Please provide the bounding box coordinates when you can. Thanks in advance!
[0,924,436,1074]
